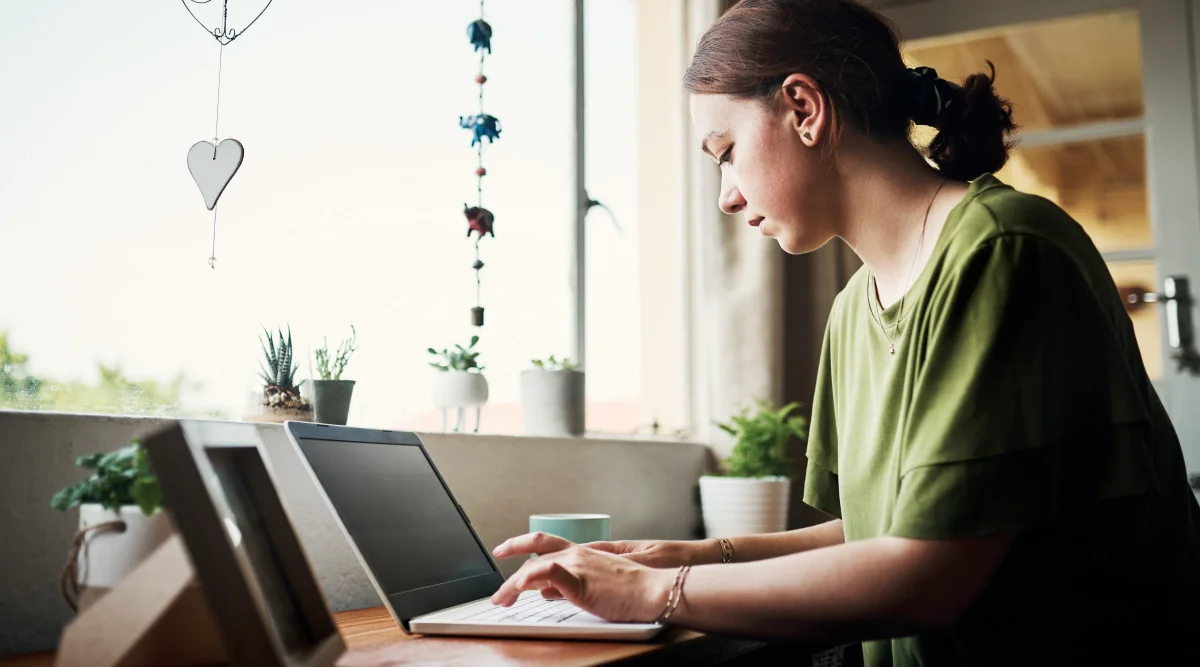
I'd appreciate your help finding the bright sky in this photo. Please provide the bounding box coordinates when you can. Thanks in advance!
[0,1,640,427]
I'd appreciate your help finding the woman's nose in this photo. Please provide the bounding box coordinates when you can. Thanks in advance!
[719,184,746,215]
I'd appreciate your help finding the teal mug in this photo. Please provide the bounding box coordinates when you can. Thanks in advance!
[529,514,611,552]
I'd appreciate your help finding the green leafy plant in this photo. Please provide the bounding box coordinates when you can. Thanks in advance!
[428,335,484,372]
[315,325,358,381]
[50,442,162,516]
[530,355,580,371]
[717,401,808,479]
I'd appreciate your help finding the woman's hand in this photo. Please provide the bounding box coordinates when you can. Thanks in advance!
[491,533,676,623]
[586,538,722,568]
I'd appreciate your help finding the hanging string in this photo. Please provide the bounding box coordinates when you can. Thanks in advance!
[208,42,224,269]
[463,0,495,327]
[213,43,224,143]
[474,0,486,312]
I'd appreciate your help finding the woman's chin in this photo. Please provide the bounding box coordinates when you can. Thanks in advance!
[773,229,827,255]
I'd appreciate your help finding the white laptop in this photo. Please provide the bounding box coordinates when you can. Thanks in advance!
[283,422,664,641]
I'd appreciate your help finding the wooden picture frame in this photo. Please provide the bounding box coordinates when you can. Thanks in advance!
[55,421,344,667]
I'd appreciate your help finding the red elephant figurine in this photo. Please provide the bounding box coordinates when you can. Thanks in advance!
[463,204,495,239]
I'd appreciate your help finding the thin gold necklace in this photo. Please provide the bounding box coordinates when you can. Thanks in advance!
[866,179,946,355]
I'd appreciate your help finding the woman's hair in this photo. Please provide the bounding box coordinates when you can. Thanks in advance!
[683,0,1016,181]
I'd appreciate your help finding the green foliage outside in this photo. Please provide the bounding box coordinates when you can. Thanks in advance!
[50,441,163,515]
[428,335,484,372]
[1,331,43,410]
[717,401,808,479]
[0,330,212,417]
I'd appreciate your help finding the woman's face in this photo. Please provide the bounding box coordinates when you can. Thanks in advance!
[690,90,838,254]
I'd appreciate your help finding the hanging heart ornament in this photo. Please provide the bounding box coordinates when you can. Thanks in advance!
[188,138,244,210]
[182,0,275,46]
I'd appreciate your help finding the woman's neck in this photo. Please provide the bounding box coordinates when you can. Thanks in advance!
[834,138,969,309]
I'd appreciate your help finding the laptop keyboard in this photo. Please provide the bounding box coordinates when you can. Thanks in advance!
[457,592,584,625]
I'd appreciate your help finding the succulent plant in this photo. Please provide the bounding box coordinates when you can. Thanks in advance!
[259,326,304,395]
[428,335,484,372]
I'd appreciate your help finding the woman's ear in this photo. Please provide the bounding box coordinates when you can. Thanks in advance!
[779,73,829,147]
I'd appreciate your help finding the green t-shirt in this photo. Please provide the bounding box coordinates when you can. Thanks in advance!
[804,175,1200,666]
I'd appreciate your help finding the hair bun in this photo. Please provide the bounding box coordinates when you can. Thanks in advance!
[904,67,963,128]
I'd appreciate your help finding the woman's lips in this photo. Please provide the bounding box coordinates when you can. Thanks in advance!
[748,217,763,227]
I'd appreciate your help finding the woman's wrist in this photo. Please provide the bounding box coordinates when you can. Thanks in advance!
[644,564,694,624]
[641,566,680,622]
[694,538,725,565]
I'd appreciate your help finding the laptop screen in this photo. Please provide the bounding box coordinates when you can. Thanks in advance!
[295,437,497,599]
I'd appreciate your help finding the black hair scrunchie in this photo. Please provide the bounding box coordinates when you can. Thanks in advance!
[904,66,962,128]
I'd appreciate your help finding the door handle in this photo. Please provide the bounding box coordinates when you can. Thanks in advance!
[1119,276,1200,375]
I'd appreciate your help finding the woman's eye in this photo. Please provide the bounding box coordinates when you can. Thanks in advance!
[718,148,733,166]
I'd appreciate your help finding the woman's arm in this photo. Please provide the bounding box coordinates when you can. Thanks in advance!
[506,519,846,569]
[674,532,1014,643]
[724,518,844,562]
[491,530,1013,645]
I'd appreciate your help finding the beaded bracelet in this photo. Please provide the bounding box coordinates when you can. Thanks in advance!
[718,537,736,563]
[656,565,691,624]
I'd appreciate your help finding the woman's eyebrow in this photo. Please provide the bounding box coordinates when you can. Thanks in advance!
[700,130,728,158]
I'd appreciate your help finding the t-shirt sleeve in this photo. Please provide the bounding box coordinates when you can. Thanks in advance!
[888,232,1159,540]
[804,313,842,519]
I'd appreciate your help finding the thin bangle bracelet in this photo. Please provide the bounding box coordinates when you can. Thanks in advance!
[656,565,691,624]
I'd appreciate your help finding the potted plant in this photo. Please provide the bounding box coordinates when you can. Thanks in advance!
[520,355,585,436]
[427,335,488,433]
[312,325,358,425]
[50,442,170,610]
[244,325,313,423]
[699,401,807,537]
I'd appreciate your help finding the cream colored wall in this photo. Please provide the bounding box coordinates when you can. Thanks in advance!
[0,411,708,656]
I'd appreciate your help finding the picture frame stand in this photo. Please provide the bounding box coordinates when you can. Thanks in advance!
[55,534,226,667]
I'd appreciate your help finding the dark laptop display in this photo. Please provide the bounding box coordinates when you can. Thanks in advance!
[289,425,504,626]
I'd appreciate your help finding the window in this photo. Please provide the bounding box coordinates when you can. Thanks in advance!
[0,1,642,434]
[583,0,641,434]
[903,9,1162,378]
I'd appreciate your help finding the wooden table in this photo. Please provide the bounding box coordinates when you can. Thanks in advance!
[3,606,782,667]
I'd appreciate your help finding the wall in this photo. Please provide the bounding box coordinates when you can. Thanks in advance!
[0,410,709,656]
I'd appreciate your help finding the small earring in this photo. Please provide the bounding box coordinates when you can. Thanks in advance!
[803,131,813,142]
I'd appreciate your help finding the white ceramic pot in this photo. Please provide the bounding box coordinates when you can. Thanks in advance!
[432,370,489,409]
[77,504,173,588]
[520,369,585,436]
[698,475,790,538]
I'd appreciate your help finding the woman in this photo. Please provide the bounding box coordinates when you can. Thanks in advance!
[490,1,1200,664]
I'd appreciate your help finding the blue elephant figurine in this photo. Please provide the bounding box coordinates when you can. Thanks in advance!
[458,114,502,147]
[467,19,492,54]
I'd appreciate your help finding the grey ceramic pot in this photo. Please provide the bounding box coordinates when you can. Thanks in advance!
[312,380,356,425]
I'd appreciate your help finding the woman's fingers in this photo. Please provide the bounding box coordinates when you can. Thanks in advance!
[540,586,565,600]
[492,532,575,559]
[518,561,581,602]
[491,554,580,606]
